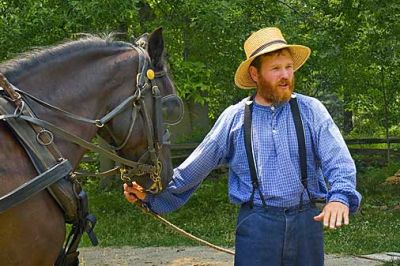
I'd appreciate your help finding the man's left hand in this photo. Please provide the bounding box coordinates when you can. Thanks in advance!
[313,201,349,229]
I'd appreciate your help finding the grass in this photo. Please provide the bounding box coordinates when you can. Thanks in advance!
[383,261,400,266]
[79,170,237,248]
[78,161,400,256]
[324,161,400,255]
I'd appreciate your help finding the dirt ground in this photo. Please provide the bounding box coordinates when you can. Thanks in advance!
[79,246,383,266]
[79,246,234,266]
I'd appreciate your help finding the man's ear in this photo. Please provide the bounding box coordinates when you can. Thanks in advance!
[249,66,258,83]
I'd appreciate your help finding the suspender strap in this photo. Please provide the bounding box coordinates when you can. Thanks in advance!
[289,96,312,207]
[288,96,307,188]
[243,94,310,208]
[244,96,267,208]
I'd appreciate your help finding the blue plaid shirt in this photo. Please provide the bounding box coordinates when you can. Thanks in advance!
[145,93,361,214]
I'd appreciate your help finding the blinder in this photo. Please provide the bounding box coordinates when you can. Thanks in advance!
[151,85,184,147]
[161,94,184,126]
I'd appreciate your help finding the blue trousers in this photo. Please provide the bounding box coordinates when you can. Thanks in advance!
[234,203,324,266]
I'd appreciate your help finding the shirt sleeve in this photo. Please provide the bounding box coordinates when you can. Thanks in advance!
[143,106,236,214]
[312,101,362,213]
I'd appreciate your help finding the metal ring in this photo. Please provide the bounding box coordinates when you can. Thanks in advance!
[11,92,22,102]
[152,85,160,95]
[36,129,54,146]
[135,87,142,99]
[13,101,25,116]
[95,120,104,128]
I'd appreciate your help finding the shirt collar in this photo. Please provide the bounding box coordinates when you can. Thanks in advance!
[252,99,289,112]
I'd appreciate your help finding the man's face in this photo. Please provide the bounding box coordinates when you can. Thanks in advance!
[250,49,295,105]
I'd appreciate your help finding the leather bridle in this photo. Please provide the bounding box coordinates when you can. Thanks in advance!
[107,44,172,193]
[0,44,175,194]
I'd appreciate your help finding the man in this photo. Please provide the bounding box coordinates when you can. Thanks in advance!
[124,27,361,265]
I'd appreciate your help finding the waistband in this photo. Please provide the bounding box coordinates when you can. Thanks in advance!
[241,201,313,214]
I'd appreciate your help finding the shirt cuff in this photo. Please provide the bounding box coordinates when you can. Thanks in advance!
[328,193,349,207]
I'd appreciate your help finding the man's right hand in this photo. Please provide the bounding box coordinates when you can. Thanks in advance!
[123,182,146,203]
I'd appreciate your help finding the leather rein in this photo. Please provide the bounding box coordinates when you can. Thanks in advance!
[0,45,167,193]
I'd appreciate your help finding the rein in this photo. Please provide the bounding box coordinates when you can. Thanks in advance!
[134,201,235,256]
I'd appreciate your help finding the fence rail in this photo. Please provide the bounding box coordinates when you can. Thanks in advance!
[345,137,400,145]
[170,143,199,160]
[170,138,400,161]
[84,138,400,167]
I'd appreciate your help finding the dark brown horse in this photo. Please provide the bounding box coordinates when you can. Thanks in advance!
[0,28,179,265]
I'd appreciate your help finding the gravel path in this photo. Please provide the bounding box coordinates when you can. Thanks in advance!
[79,246,384,266]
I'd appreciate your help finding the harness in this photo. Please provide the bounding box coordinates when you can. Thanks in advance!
[0,42,182,265]
[243,94,319,209]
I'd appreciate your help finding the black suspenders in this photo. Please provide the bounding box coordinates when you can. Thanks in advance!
[243,94,310,208]
[244,96,267,208]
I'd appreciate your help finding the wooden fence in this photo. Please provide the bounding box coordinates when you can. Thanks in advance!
[170,137,400,163]
[83,137,400,170]
[345,137,400,145]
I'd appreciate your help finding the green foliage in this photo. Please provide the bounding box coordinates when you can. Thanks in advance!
[0,0,141,61]
[1,0,399,134]
[171,60,211,106]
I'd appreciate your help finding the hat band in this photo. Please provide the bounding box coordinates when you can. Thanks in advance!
[249,40,287,58]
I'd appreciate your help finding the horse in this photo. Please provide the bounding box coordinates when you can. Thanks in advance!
[0,27,181,265]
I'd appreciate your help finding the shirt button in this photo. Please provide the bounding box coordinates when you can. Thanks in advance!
[271,106,275,111]
[272,129,277,134]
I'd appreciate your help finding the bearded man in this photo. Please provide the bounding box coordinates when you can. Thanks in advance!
[124,27,361,266]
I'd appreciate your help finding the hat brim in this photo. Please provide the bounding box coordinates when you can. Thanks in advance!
[234,44,311,89]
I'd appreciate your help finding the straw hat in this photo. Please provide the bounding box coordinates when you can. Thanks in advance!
[234,27,311,89]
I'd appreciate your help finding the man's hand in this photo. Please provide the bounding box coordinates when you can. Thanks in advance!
[313,201,349,229]
[123,182,146,203]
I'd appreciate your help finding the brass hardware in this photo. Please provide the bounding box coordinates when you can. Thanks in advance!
[146,69,155,80]
[95,120,104,128]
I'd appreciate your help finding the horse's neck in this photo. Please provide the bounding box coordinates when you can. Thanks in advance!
[13,48,136,168]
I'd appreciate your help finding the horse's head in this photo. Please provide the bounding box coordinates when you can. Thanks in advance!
[97,28,182,193]
[0,27,181,194]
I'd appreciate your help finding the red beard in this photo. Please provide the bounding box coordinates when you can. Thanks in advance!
[257,76,294,105]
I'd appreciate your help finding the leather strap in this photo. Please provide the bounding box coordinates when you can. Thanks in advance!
[243,94,309,208]
[289,95,313,205]
[0,97,61,167]
[0,73,22,106]
[3,114,156,174]
[243,95,267,208]
[289,96,308,187]
[0,159,72,213]
[14,87,139,127]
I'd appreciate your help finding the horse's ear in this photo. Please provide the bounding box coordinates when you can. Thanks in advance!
[148,27,164,67]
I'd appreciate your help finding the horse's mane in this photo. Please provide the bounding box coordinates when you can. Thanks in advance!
[0,34,133,81]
